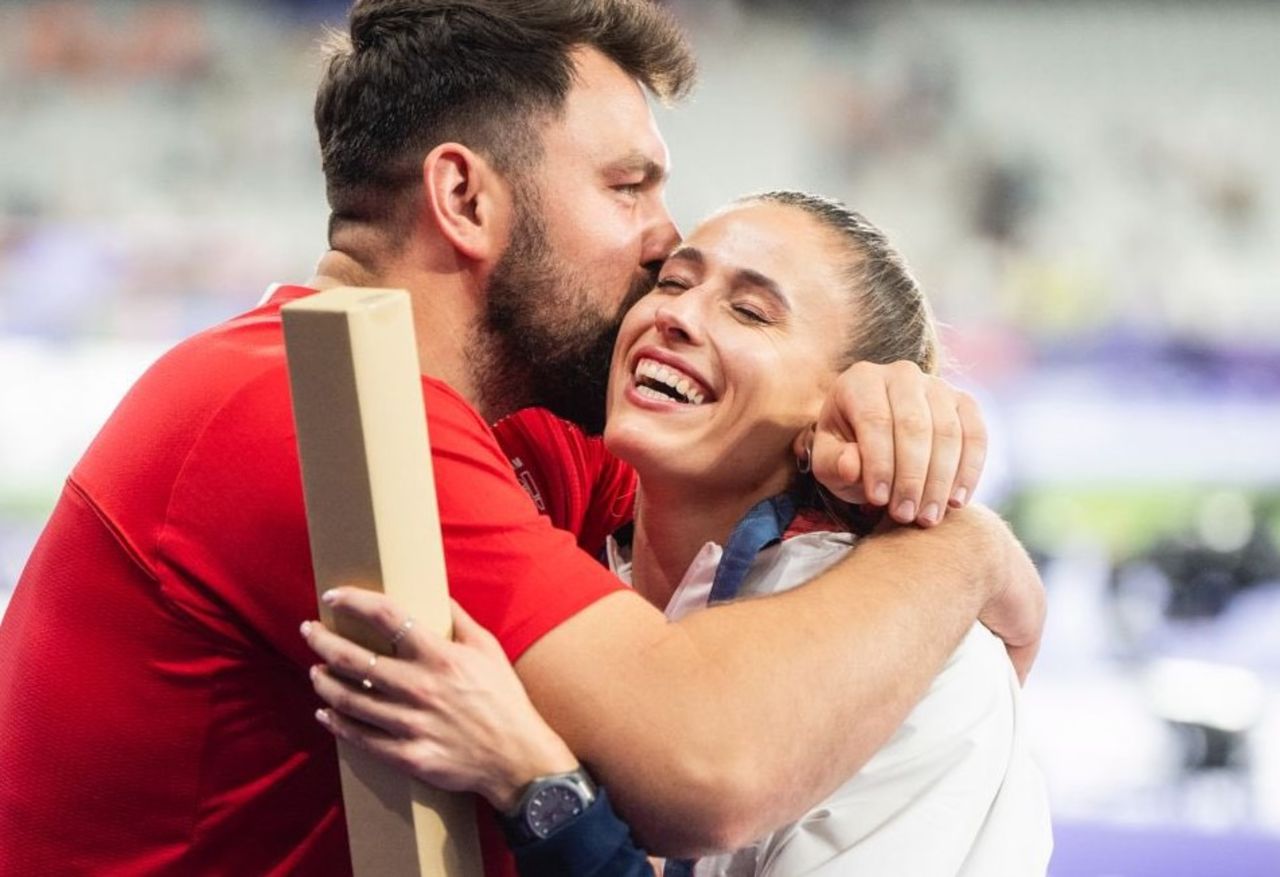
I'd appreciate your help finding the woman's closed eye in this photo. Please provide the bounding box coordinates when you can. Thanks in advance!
[731,302,771,324]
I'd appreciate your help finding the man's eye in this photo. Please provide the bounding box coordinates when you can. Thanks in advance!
[614,183,642,196]
[733,304,769,324]
[656,277,689,291]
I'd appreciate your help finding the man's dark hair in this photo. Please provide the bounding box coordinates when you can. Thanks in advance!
[315,0,696,237]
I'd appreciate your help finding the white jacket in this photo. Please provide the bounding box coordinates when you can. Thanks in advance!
[609,530,1053,876]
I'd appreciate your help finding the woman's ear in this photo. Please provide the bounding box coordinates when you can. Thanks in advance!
[421,143,512,263]
[792,423,815,474]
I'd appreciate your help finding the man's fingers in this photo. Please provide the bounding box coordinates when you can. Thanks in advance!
[950,391,987,508]
[916,381,964,527]
[828,365,895,505]
[852,407,895,508]
[816,361,990,521]
[885,370,932,523]
[837,446,867,504]
[810,428,861,502]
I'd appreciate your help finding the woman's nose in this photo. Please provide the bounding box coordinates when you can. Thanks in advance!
[653,293,704,345]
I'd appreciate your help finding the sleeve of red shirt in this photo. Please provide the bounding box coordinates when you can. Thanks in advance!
[155,375,627,666]
[491,408,636,558]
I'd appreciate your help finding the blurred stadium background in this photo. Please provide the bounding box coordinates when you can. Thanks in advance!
[1,2,1278,875]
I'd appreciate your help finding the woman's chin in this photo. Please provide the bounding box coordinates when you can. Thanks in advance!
[604,419,659,468]
[604,421,689,483]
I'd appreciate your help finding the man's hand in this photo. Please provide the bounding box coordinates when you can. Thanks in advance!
[870,503,1046,682]
[811,361,987,527]
[975,517,1046,683]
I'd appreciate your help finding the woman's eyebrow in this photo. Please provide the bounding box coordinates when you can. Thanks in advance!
[734,267,792,312]
[667,246,792,312]
[666,245,704,267]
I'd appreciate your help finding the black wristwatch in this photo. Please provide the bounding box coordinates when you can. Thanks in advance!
[501,766,598,845]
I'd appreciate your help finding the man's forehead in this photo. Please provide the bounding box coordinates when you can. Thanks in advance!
[553,48,671,162]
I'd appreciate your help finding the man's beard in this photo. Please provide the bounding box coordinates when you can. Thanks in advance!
[473,190,655,434]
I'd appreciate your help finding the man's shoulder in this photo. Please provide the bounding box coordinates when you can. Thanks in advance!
[420,372,490,430]
[68,290,304,538]
[105,293,296,437]
[115,285,487,441]
[189,284,492,442]
[138,285,296,391]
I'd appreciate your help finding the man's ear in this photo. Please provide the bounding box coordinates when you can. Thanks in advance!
[421,143,511,263]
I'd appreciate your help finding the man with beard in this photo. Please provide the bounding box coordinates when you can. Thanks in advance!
[473,178,630,436]
[0,2,1044,876]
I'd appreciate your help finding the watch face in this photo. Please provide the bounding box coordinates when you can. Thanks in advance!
[527,783,587,838]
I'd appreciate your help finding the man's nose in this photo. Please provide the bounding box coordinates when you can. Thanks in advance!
[640,202,681,268]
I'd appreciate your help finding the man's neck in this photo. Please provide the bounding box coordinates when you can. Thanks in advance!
[307,248,484,411]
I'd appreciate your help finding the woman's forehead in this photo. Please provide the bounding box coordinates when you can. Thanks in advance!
[682,202,848,307]
[689,201,832,261]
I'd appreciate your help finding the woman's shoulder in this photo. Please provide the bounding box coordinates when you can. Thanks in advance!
[739,530,858,598]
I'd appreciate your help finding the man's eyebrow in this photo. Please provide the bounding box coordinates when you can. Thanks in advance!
[666,246,792,312]
[608,151,669,185]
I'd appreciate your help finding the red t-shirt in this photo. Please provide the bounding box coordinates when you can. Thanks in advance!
[0,286,632,876]
[491,407,635,558]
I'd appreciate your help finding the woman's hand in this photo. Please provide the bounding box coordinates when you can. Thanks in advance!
[301,589,579,812]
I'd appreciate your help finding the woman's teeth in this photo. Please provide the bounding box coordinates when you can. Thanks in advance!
[634,357,707,405]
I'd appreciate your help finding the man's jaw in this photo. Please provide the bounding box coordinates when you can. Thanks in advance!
[617,267,659,318]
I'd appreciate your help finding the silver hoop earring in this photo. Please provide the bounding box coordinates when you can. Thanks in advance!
[797,439,813,474]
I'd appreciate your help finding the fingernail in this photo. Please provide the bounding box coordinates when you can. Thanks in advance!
[315,708,330,726]
[952,486,969,506]
[300,620,312,637]
[921,502,940,524]
[872,482,890,505]
[320,589,337,605]
[895,500,916,521]
[309,665,320,682]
